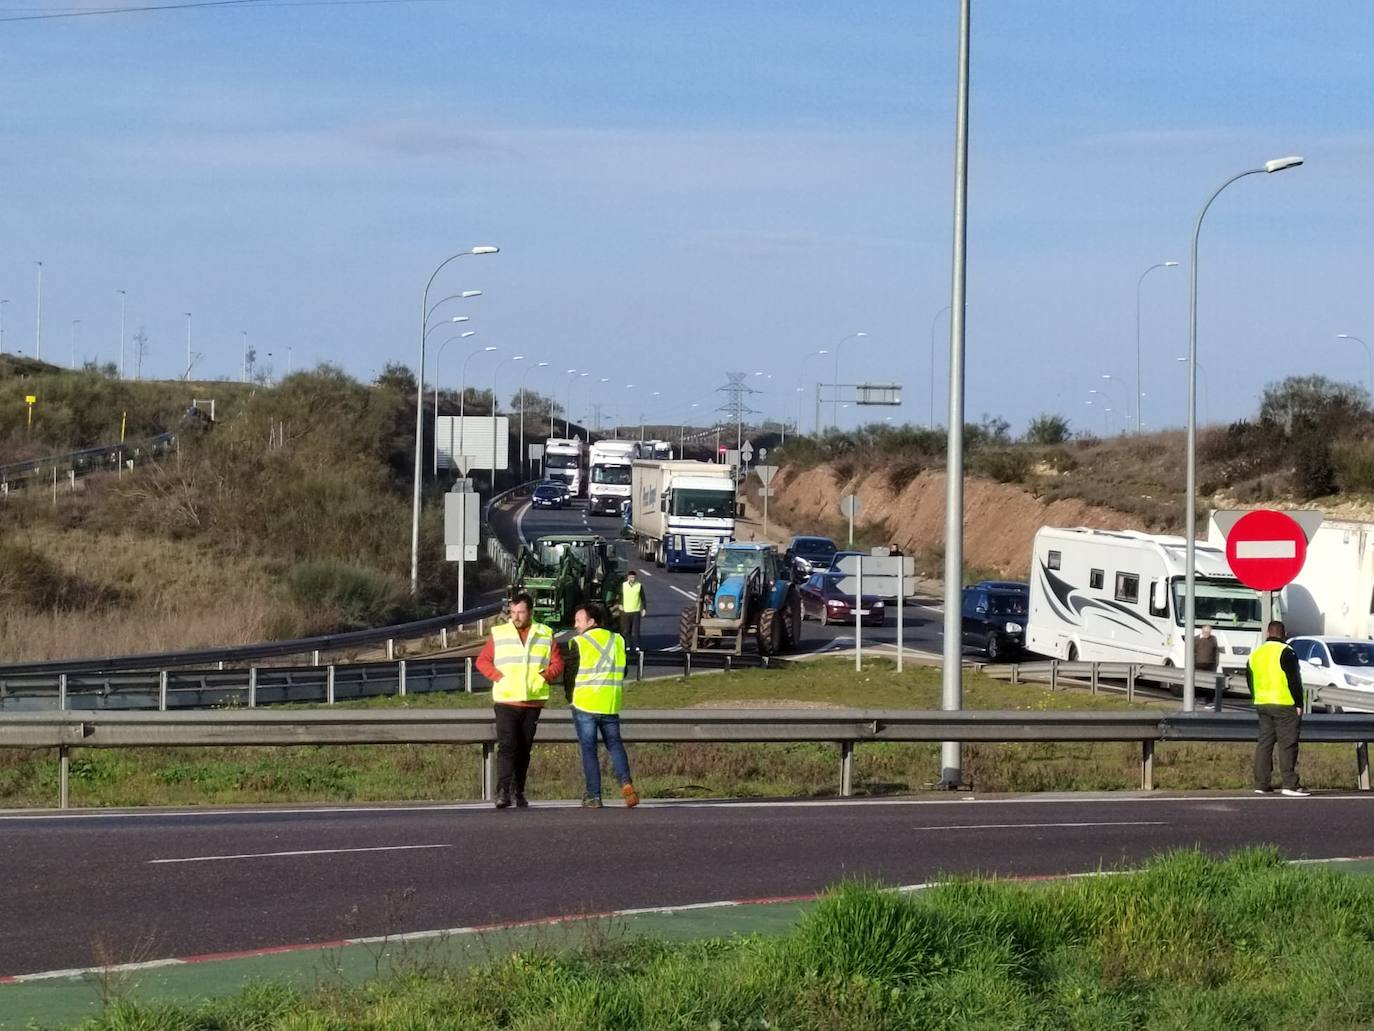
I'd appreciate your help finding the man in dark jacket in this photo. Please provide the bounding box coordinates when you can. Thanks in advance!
[1245,621,1309,797]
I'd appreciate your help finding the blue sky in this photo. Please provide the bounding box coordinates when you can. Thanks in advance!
[2,1,1371,434]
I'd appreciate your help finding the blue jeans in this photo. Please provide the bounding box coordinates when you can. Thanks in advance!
[572,708,632,799]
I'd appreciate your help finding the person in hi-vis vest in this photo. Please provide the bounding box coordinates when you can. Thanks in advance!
[620,569,646,653]
[476,592,563,808]
[565,602,639,808]
[1246,620,1310,797]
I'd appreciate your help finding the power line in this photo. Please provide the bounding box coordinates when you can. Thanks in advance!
[0,0,453,24]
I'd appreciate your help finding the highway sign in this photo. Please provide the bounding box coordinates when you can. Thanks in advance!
[724,449,740,466]
[527,443,544,460]
[758,447,768,460]
[741,441,754,463]
[1224,509,1310,590]
[443,491,480,563]
[755,463,778,485]
[839,494,862,518]
[758,486,775,497]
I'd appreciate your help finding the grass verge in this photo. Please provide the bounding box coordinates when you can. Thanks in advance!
[66,848,1374,1030]
[2,659,1367,808]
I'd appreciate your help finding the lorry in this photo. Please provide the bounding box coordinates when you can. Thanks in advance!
[543,438,586,497]
[679,542,801,655]
[587,440,640,517]
[1208,514,1374,639]
[630,459,736,571]
[1024,526,1270,674]
[510,533,625,630]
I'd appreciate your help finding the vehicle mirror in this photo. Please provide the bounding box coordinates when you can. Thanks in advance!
[1150,580,1167,611]
[659,497,668,512]
[1310,655,1326,667]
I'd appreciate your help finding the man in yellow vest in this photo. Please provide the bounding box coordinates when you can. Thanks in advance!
[620,569,646,653]
[477,592,563,808]
[566,601,638,809]
[1246,620,1310,797]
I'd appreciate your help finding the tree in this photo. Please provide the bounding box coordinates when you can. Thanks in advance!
[509,388,561,421]
[1259,375,1369,435]
[1024,413,1070,445]
[374,362,416,395]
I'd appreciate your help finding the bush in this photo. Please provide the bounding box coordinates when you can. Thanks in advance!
[969,448,1030,484]
[1024,413,1070,445]
[1292,430,1336,501]
[286,560,410,631]
[1332,440,1374,495]
[0,541,124,611]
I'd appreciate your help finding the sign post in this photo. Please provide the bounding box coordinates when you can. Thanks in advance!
[755,462,778,539]
[839,493,862,547]
[854,555,863,672]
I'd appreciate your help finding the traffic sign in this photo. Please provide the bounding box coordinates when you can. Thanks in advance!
[1224,509,1309,590]
[741,441,754,462]
[758,486,774,497]
[839,494,862,518]
[755,464,778,485]
[758,447,768,460]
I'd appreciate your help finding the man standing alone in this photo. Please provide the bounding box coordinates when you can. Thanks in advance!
[620,569,646,652]
[566,602,638,809]
[1246,620,1310,797]
[476,592,563,808]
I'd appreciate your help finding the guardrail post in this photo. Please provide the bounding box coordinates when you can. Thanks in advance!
[441,627,449,650]
[398,659,407,697]
[683,652,692,678]
[1141,740,1155,791]
[478,618,486,637]
[1213,673,1225,713]
[312,650,321,667]
[158,671,168,711]
[58,745,70,810]
[1127,665,1136,703]
[464,657,474,692]
[1049,660,1058,692]
[839,742,855,797]
[1090,663,1099,695]
[725,655,733,673]
[637,650,645,682]
[481,743,495,800]
[386,639,395,661]
[58,673,67,711]
[248,666,257,708]
[1010,663,1019,685]
[327,665,336,705]
[1357,742,1371,792]
[218,660,225,671]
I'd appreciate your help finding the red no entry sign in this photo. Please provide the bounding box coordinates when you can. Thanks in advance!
[1224,509,1308,590]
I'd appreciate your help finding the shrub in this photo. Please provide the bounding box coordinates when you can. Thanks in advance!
[1024,413,1070,445]
[1291,430,1336,501]
[286,560,410,631]
[970,448,1029,484]
[0,541,124,611]
[1332,440,1374,495]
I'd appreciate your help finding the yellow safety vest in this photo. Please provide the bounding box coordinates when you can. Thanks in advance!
[490,621,554,703]
[1249,640,1298,707]
[572,627,627,715]
[622,580,645,613]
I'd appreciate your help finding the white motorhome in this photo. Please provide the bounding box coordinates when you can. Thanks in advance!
[1025,526,1269,673]
[588,440,640,516]
[1208,514,1374,639]
[543,437,586,497]
[630,460,736,571]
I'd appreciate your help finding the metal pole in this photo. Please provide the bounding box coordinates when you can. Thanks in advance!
[184,312,192,380]
[855,555,863,672]
[118,290,127,380]
[159,670,168,711]
[896,571,904,673]
[1135,263,1176,435]
[939,0,971,789]
[930,304,950,430]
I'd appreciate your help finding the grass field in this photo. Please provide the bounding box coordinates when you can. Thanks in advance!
[2,659,1367,809]
[67,848,1374,1030]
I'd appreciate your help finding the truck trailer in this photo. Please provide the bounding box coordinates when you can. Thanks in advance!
[630,459,736,571]
[588,440,640,517]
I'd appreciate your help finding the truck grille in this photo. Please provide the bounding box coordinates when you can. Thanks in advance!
[685,537,714,556]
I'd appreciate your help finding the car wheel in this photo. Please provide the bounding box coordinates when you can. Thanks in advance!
[985,633,1002,662]
[820,608,829,627]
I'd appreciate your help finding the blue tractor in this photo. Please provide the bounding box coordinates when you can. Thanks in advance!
[679,542,801,656]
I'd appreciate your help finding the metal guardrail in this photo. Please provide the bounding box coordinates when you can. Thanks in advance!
[1311,684,1374,713]
[1005,659,1243,705]
[0,433,176,492]
[5,707,1371,809]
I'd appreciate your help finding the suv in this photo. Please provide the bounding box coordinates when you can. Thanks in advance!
[784,535,838,578]
[960,580,1029,661]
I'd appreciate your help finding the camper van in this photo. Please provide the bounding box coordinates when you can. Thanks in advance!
[1025,526,1270,673]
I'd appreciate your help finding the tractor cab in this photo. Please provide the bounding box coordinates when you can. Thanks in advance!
[512,534,625,630]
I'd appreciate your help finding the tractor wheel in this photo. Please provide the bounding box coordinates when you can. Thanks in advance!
[678,606,699,652]
[757,608,781,657]
[781,603,799,652]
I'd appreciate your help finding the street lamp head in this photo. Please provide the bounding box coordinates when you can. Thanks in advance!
[1101,374,1112,380]
[460,290,482,298]
[1263,155,1304,174]
[470,246,500,255]
[1164,261,1180,268]
[816,349,829,356]
[1176,356,1188,363]
[461,331,476,338]
[1338,334,1354,340]
[856,332,868,338]
[512,355,525,362]
[536,361,550,368]
[449,315,469,323]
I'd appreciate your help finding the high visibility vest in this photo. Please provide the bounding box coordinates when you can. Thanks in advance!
[1249,640,1298,707]
[622,580,645,613]
[490,621,554,703]
[572,627,627,715]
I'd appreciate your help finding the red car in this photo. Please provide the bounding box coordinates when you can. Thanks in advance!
[799,572,886,626]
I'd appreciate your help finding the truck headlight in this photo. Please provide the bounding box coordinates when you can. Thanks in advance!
[1005,622,1023,633]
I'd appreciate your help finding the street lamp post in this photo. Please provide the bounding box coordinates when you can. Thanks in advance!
[492,355,524,486]
[798,349,829,435]
[518,361,550,480]
[433,329,478,476]
[832,332,867,430]
[1097,375,1131,430]
[456,342,497,475]
[1135,261,1178,433]
[1336,334,1373,398]
[1175,356,1210,425]
[411,245,499,596]
[117,290,127,380]
[33,261,42,362]
[565,370,588,437]
[70,319,80,369]
[1182,157,1303,711]
[184,313,192,380]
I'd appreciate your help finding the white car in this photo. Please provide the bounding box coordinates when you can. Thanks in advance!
[1289,636,1374,711]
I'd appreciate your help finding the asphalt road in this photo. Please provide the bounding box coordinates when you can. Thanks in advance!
[4,793,1374,976]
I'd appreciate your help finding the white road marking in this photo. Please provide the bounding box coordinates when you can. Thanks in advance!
[636,569,653,577]
[668,585,695,599]
[919,821,1166,831]
[148,844,452,864]
[514,501,532,546]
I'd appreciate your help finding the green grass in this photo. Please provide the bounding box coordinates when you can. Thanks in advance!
[4,659,1369,809]
[63,848,1374,1030]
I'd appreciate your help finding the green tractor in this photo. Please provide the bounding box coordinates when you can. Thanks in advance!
[678,542,801,656]
[511,533,626,631]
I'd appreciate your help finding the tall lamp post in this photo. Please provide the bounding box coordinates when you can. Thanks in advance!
[1182,157,1302,711]
[1135,261,1178,433]
[1336,334,1373,398]
[433,329,478,475]
[518,360,550,480]
[410,245,499,596]
[1175,356,1209,425]
[491,355,524,486]
[1097,375,1131,430]
[565,370,588,437]
[831,332,867,430]
[70,319,80,369]
[183,313,192,380]
[116,290,127,379]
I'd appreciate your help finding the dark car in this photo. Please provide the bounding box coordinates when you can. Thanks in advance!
[784,535,839,578]
[961,580,1029,661]
[531,482,567,509]
[799,571,886,626]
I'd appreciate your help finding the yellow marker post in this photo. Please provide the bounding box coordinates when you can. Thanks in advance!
[24,394,36,435]
[120,410,127,444]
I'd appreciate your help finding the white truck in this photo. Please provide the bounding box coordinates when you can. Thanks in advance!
[1025,526,1269,674]
[588,440,640,517]
[630,460,736,571]
[1208,514,1374,639]
[543,437,586,497]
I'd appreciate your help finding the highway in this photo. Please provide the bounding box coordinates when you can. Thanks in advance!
[3,793,1373,977]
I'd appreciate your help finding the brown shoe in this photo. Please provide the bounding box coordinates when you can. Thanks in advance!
[622,783,640,808]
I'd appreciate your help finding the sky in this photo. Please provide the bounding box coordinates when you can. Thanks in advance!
[2,1,1372,436]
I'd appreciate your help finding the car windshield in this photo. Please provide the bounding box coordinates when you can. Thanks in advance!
[794,538,836,559]
[591,465,631,485]
[1330,643,1374,667]
[546,454,579,469]
[672,489,734,518]
[534,486,560,497]
[1172,579,1264,629]
[988,594,1027,616]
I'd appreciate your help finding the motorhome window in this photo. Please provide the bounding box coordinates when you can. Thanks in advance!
[590,466,631,485]
[1170,580,1263,629]
[545,454,579,469]
[1115,573,1139,604]
[1089,568,1103,589]
[1048,550,1061,570]
[672,489,734,518]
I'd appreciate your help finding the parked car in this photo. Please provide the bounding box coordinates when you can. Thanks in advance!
[784,535,839,578]
[798,571,886,626]
[961,580,1029,661]
[531,482,568,510]
[1290,636,1374,711]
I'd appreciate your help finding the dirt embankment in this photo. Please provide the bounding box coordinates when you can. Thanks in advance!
[769,465,1137,578]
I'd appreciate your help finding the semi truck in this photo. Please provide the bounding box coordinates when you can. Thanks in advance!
[588,440,640,517]
[630,459,736,571]
[1024,525,1269,674]
[543,437,586,497]
[1208,514,1374,639]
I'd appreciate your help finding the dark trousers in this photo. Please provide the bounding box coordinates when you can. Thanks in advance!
[1254,704,1302,790]
[621,611,643,652]
[494,704,542,795]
